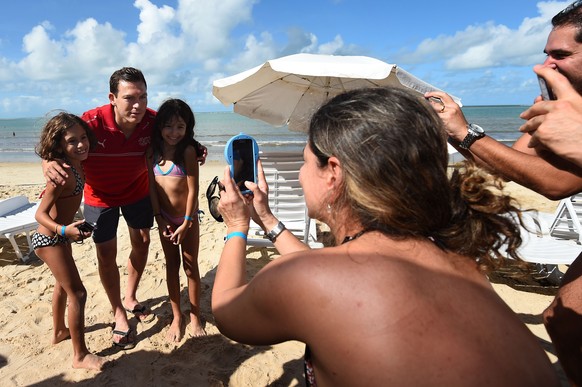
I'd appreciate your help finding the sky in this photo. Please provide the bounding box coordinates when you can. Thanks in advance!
[0,0,574,118]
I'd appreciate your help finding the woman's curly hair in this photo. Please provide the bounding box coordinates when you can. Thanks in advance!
[308,87,524,272]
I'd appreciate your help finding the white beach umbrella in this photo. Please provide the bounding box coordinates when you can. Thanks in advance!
[212,53,462,133]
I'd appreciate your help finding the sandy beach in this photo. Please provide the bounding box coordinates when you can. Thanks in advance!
[0,161,570,386]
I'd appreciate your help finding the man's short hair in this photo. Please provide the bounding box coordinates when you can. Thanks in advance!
[109,67,147,95]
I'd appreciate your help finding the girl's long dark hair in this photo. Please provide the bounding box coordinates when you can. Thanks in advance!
[152,99,198,166]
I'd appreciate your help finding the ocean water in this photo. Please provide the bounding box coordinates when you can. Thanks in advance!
[0,106,527,163]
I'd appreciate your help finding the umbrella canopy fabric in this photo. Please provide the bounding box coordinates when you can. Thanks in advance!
[212,53,461,132]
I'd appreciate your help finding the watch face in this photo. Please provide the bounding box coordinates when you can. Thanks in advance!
[468,123,484,134]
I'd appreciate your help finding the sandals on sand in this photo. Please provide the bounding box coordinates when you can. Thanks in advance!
[112,328,136,350]
[125,305,155,323]
[205,176,223,222]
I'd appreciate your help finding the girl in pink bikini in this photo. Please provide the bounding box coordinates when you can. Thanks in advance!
[147,99,205,342]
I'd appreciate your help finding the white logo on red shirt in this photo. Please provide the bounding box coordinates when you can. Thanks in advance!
[139,137,151,147]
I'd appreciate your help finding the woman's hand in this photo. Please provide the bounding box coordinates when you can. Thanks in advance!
[218,166,251,232]
[243,159,276,230]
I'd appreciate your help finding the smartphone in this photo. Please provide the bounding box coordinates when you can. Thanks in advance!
[224,133,259,194]
[538,75,556,101]
[77,221,96,233]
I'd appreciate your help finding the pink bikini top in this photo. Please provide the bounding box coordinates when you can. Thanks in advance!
[153,161,186,177]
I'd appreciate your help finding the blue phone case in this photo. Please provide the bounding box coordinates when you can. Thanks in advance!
[224,133,259,194]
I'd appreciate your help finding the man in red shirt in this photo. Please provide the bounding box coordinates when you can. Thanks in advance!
[45,67,205,349]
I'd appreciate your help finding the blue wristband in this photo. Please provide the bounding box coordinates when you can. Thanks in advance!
[60,225,66,237]
[184,215,194,221]
[225,231,247,242]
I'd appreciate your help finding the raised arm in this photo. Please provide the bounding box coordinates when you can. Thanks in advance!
[212,166,307,344]
[425,90,582,200]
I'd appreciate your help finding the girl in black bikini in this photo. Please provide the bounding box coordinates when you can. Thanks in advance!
[33,112,108,371]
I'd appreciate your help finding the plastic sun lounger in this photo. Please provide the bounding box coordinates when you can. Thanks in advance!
[246,151,323,249]
[541,193,582,243]
[0,195,40,263]
[499,210,582,284]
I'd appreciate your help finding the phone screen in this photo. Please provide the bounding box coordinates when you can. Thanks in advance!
[232,139,255,189]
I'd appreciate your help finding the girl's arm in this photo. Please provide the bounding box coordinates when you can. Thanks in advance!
[146,148,171,238]
[184,145,199,222]
[35,176,85,240]
[35,182,67,236]
[171,146,199,244]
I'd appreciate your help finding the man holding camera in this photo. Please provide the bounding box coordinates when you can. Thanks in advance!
[428,2,582,384]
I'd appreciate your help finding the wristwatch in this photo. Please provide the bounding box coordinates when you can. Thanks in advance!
[266,221,286,242]
[459,123,485,150]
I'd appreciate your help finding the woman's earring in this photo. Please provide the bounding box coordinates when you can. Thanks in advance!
[327,203,332,213]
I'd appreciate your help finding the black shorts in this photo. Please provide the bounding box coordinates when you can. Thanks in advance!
[83,196,153,243]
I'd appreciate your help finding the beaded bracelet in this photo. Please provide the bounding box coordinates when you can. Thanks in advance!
[225,231,247,242]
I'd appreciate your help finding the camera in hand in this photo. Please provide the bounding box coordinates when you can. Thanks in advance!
[77,221,96,233]
[538,75,556,101]
[224,133,259,195]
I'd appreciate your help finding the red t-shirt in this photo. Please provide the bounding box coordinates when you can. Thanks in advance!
[81,104,156,207]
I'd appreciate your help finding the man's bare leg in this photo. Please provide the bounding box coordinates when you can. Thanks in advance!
[96,238,132,346]
[123,227,152,321]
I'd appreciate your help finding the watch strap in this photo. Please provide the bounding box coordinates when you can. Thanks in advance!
[266,221,286,242]
[459,125,485,150]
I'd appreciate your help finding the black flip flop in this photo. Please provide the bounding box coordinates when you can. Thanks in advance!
[112,327,136,350]
[205,176,223,222]
[125,305,155,323]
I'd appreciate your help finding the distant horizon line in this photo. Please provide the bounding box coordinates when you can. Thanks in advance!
[0,104,530,120]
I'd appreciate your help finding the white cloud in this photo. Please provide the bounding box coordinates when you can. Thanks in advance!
[317,35,344,55]
[65,19,127,73]
[225,32,278,74]
[176,0,257,60]
[1,0,568,117]
[134,0,175,45]
[397,1,568,70]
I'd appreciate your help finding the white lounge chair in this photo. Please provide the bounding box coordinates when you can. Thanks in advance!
[539,193,582,243]
[246,150,323,249]
[524,194,582,283]
[0,195,40,263]
[498,210,582,284]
